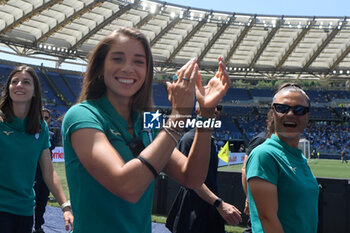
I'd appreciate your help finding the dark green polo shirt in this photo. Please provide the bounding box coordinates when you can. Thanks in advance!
[247,134,319,233]
[0,117,50,216]
[62,96,157,233]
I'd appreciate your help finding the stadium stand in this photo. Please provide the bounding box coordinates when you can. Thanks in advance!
[1,62,349,156]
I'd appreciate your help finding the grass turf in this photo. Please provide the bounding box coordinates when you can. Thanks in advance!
[219,159,350,179]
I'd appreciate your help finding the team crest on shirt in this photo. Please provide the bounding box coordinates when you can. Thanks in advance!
[35,133,40,139]
[2,131,14,136]
[110,129,121,136]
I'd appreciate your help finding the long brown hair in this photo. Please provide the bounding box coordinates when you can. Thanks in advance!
[0,65,43,134]
[79,27,154,113]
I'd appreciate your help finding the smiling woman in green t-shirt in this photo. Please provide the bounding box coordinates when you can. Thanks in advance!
[247,83,319,233]
[0,65,73,233]
[62,27,231,233]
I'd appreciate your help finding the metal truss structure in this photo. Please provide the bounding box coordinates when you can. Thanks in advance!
[0,0,350,82]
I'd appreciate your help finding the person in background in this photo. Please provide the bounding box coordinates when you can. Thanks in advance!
[239,144,245,153]
[61,27,231,233]
[32,108,56,233]
[246,83,319,233]
[241,112,274,233]
[0,65,73,233]
[341,148,348,163]
[166,104,241,233]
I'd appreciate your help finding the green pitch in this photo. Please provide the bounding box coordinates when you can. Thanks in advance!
[219,159,350,179]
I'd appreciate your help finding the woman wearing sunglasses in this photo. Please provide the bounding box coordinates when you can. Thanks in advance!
[61,27,230,233]
[246,83,319,233]
[0,65,73,232]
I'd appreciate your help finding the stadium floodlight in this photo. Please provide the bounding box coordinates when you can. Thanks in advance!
[142,1,147,10]
[247,18,253,26]
[48,45,52,50]
[150,4,156,14]
[319,21,323,29]
[190,11,194,20]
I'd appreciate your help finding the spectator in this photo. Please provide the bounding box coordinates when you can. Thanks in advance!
[166,104,241,233]
[341,148,348,163]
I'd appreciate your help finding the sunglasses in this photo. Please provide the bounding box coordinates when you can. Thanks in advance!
[272,103,309,116]
[43,116,50,120]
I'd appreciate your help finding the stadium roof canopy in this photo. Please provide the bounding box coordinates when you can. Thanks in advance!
[0,0,350,82]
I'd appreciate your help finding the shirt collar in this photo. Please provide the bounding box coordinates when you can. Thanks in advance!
[270,134,303,158]
[98,95,142,137]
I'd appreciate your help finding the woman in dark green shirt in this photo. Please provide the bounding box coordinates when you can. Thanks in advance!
[62,27,231,233]
[0,65,73,233]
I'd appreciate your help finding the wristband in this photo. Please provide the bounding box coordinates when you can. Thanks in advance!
[165,125,183,137]
[61,200,71,211]
[213,198,222,208]
[137,155,158,178]
[163,127,179,144]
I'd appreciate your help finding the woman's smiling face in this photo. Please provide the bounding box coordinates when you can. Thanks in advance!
[272,90,310,147]
[103,35,147,102]
[9,71,35,105]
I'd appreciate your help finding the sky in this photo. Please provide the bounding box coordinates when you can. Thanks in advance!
[165,0,350,17]
[1,0,349,71]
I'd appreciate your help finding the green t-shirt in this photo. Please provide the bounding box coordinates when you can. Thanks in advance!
[246,134,319,233]
[62,96,157,233]
[0,117,50,216]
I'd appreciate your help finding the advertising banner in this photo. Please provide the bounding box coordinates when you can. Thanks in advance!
[52,146,64,162]
[218,152,245,167]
